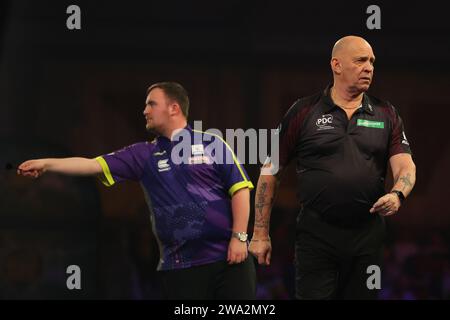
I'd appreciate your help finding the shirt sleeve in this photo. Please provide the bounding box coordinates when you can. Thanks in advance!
[95,142,149,186]
[264,100,304,175]
[388,103,412,157]
[210,135,254,197]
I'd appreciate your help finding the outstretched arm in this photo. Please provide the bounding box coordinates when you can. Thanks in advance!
[17,157,102,178]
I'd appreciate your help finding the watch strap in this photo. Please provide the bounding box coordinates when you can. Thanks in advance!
[390,190,405,203]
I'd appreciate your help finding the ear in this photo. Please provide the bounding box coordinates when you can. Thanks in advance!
[169,102,181,116]
[331,57,342,75]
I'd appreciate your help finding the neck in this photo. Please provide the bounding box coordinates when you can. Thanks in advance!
[160,119,188,139]
[331,83,364,107]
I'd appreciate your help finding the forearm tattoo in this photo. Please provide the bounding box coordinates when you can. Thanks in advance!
[254,182,271,229]
[399,173,413,191]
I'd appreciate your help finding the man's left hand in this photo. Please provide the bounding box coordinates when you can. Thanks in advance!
[227,238,248,264]
[370,192,401,216]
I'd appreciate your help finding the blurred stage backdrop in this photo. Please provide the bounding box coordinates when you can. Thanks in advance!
[1,0,449,299]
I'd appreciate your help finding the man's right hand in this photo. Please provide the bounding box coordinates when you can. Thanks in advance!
[17,159,47,178]
[249,238,272,266]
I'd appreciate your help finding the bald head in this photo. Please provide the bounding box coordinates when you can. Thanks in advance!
[330,36,376,94]
[332,36,372,59]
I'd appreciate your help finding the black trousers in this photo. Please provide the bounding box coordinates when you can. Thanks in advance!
[295,207,386,300]
[159,256,256,300]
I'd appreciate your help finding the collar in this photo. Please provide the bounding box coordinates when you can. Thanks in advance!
[156,124,192,144]
[322,84,375,115]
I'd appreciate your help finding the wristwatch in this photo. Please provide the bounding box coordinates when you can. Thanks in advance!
[390,190,405,204]
[232,232,248,242]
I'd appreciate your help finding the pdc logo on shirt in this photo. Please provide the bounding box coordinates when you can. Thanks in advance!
[316,114,334,130]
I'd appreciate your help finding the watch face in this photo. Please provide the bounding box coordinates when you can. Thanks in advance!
[239,233,248,241]
[233,232,248,242]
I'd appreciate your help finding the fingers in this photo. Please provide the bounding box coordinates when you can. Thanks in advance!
[17,169,30,177]
[370,193,400,215]
[257,253,266,265]
[255,249,271,266]
[16,160,44,179]
[18,160,33,172]
[17,168,42,179]
[265,251,271,266]
[370,196,395,213]
[371,204,389,214]
[248,241,271,266]
[380,208,398,216]
[371,204,397,216]
[370,197,388,213]
[18,160,42,172]
[17,162,31,175]
[227,242,248,264]
[371,205,395,216]
[228,251,247,265]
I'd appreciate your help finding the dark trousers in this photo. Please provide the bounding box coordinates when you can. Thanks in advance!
[295,208,385,300]
[159,256,256,300]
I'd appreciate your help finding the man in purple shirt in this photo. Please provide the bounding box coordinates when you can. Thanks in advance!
[17,82,256,299]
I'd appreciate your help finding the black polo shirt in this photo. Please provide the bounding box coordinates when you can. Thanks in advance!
[276,85,412,224]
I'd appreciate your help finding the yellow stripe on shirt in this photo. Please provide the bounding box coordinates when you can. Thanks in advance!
[95,156,115,187]
[228,180,255,197]
[193,129,250,185]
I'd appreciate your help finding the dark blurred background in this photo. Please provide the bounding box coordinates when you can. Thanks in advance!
[1,0,449,299]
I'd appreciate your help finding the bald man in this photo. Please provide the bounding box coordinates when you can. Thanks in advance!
[249,36,416,299]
